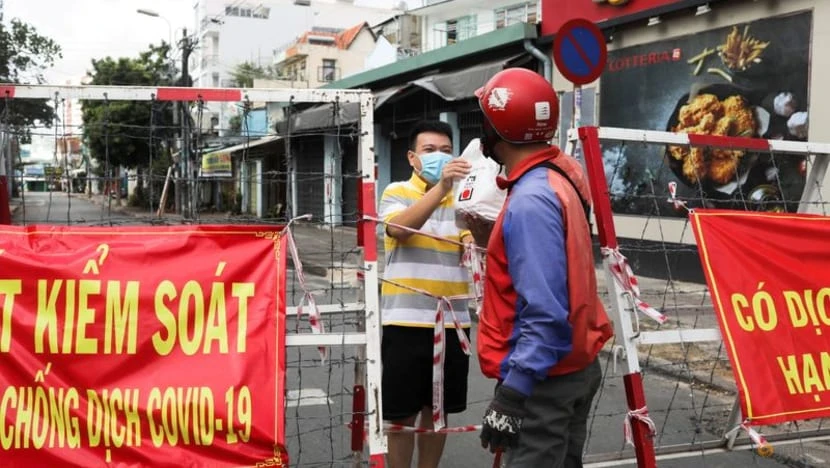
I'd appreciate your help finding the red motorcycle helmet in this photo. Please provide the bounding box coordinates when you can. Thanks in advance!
[474,67,559,144]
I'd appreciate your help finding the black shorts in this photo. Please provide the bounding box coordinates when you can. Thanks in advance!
[381,325,470,421]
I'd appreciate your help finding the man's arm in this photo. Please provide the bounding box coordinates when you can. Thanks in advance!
[386,159,470,240]
[386,183,449,240]
[500,190,572,398]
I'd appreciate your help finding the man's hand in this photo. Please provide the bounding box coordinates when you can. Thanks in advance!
[464,213,496,247]
[439,158,471,193]
[480,385,527,453]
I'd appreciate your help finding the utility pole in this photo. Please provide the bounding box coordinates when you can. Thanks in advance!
[179,28,195,218]
[0,123,11,225]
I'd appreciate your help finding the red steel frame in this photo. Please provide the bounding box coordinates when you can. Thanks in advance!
[579,127,657,468]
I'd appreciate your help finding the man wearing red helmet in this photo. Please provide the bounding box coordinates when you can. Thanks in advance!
[471,67,613,466]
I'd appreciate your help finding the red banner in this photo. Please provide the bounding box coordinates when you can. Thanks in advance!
[691,209,830,425]
[0,224,287,467]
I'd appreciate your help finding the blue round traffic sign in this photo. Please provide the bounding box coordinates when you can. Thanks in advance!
[553,18,608,86]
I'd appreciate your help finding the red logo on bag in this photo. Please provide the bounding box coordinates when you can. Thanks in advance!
[459,175,476,202]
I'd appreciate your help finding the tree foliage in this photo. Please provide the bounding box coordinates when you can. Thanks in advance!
[0,18,62,142]
[230,61,279,88]
[82,43,177,170]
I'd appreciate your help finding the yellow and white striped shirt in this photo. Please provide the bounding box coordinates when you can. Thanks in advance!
[379,173,471,328]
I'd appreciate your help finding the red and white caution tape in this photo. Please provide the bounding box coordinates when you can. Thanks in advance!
[725,421,774,457]
[667,181,691,212]
[601,247,668,324]
[352,421,481,434]
[362,215,486,252]
[367,215,480,431]
[432,296,473,431]
[383,278,473,432]
[432,302,446,431]
[623,407,657,447]
[284,224,327,362]
[461,242,486,316]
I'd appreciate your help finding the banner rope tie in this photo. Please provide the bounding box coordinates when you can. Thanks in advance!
[667,181,693,213]
[623,407,657,447]
[725,420,774,457]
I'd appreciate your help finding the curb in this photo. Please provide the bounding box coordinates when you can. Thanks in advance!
[287,262,329,278]
[598,347,737,395]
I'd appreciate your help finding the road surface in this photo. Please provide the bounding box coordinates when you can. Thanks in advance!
[13,191,141,225]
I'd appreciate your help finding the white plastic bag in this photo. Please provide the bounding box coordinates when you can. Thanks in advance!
[454,138,506,227]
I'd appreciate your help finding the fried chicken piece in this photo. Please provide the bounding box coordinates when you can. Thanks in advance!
[682,147,707,184]
[712,117,743,160]
[702,112,718,133]
[712,148,745,160]
[672,93,757,185]
[722,95,748,114]
[708,156,739,185]
[713,116,733,136]
[677,94,724,128]
[668,145,688,161]
[722,95,757,136]
[731,108,757,136]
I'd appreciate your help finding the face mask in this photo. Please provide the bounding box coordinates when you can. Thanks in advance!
[417,151,453,185]
[481,119,504,167]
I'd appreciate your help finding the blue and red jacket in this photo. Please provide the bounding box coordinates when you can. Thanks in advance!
[477,146,614,397]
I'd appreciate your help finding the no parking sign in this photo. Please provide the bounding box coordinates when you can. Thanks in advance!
[553,18,608,86]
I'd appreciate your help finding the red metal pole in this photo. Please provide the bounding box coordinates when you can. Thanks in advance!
[351,384,366,452]
[579,126,657,468]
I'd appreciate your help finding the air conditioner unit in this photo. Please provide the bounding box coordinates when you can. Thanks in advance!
[294,0,311,5]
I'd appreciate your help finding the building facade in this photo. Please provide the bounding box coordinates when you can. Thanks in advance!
[190,0,397,135]
[272,22,378,88]
[412,0,539,52]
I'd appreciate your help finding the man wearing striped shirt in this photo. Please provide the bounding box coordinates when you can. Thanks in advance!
[379,120,473,468]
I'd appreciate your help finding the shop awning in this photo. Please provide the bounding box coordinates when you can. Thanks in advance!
[374,84,409,108]
[202,135,282,156]
[280,55,524,133]
[281,101,361,134]
[200,135,282,177]
[410,54,525,101]
[274,83,405,134]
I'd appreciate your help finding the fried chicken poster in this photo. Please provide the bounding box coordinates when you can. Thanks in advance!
[599,11,811,217]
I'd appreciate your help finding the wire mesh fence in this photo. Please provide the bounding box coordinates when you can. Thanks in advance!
[3,84,384,467]
[9,85,830,467]
[571,126,830,468]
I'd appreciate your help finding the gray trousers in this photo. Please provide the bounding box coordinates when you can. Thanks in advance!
[505,358,603,468]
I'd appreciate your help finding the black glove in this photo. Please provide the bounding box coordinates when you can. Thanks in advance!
[480,384,527,453]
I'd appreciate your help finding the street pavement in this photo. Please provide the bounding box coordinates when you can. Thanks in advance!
[10,192,829,467]
[11,191,145,225]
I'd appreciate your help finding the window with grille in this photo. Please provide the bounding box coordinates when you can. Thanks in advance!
[494,2,538,29]
[320,59,338,82]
